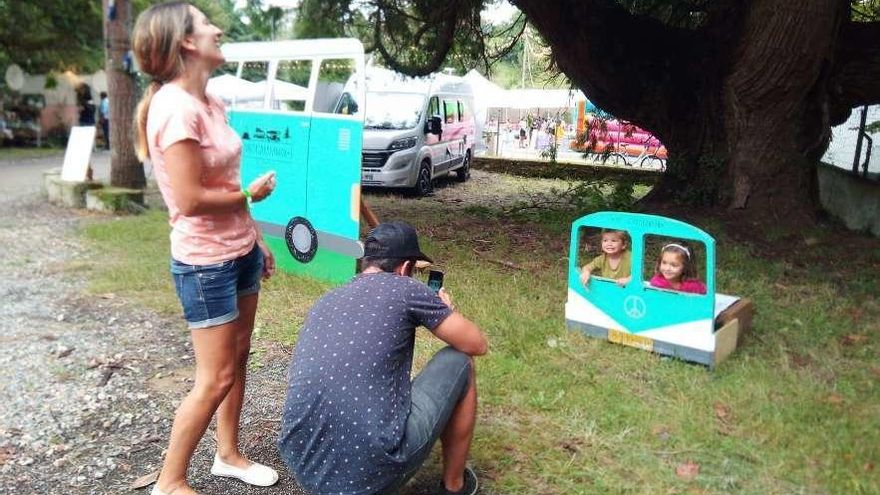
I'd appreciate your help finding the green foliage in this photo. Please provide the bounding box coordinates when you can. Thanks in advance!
[852,0,880,20]
[293,0,352,38]
[0,0,103,73]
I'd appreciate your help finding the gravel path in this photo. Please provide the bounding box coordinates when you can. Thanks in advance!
[0,174,302,494]
[0,157,472,495]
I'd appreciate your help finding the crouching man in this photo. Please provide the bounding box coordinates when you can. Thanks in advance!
[279,221,488,495]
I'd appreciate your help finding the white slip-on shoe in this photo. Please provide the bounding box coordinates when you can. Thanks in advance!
[210,454,279,487]
[150,486,170,495]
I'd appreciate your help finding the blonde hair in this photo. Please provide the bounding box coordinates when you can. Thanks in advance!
[132,1,194,161]
[601,229,630,249]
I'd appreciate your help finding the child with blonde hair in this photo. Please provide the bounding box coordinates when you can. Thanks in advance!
[649,243,707,294]
[580,229,632,287]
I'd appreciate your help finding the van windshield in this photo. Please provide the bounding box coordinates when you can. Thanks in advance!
[364,92,424,130]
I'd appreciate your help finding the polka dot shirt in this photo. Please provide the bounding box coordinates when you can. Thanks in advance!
[279,272,451,494]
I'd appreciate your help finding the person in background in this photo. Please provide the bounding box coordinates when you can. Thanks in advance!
[99,92,110,150]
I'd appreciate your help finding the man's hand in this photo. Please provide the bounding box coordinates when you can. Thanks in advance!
[257,237,275,279]
[438,288,455,312]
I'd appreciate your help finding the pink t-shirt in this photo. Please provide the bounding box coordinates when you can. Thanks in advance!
[147,83,256,265]
[649,274,707,294]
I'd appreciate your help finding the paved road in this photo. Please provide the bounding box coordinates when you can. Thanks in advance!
[0,149,111,196]
[0,150,441,495]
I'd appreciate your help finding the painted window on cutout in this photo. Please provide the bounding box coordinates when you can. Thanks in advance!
[315,58,357,114]
[235,60,269,110]
[577,226,633,287]
[273,59,312,112]
[642,235,708,295]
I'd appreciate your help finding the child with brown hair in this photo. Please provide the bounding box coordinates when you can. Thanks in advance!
[649,243,707,294]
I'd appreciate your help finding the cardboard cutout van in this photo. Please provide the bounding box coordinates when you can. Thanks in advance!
[566,212,754,367]
[211,39,366,284]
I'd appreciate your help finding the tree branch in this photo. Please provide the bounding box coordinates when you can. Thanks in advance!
[511,0,706,137]
[828,20,880,125]
[371,3,459,76]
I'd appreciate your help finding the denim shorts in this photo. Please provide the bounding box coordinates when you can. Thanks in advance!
[170,243,263,329]
[378,347,472,494]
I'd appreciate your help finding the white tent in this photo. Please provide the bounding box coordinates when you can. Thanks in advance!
[206,75,310,106]
[257,79,309,102]
[206,74,261,103]
[464,70,508,152]
[464,69,508,108]
[501,88,586,110]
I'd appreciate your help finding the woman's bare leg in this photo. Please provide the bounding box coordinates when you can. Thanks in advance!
[154,321,241,494]
[215,293,258,468]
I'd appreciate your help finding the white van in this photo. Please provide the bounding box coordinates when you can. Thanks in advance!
[340,67,476,195]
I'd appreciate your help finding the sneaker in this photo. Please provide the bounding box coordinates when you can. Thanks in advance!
[210,454,279,487]
[440,466,478,495]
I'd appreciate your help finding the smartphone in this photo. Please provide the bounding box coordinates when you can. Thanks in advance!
[427,269,444,293]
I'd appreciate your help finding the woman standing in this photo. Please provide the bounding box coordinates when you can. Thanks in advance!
[133,3,279,494]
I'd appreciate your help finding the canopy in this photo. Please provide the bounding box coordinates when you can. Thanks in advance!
[206,74,309,104]
[206,74,263,103]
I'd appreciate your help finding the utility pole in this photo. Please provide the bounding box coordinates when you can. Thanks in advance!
[521,25,534,89]
[103,0,145,189]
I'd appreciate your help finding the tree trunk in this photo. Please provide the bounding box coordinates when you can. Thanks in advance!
[102,0,144,189]
[717,0,846,221]
[513,0,864,227]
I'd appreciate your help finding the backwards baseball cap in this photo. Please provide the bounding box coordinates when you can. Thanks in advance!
[362,221,433,263]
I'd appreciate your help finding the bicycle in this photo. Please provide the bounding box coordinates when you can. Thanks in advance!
[603,124,667,171]
[577,120,667,171]
[606,143,667,171]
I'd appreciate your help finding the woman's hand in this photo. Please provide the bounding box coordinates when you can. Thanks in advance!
[257,237,275,280]
[247,171,277,202]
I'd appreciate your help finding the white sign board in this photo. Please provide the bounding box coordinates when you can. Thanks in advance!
[61,126,96,182]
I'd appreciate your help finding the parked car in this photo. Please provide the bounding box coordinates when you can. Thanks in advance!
[338,67,476,196]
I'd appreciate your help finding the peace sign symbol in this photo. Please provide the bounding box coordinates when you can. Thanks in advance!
[623,295,647,319]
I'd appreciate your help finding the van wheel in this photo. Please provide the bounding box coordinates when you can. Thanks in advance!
[412,162,433,196]
[455,151,471,182]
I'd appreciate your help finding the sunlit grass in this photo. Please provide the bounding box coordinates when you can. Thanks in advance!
[80,172,880,494]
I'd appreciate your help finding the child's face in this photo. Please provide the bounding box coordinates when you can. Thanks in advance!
[659,251,685,282]
[601,233,626,255]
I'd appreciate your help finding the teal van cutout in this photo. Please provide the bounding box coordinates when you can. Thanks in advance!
[215,39,366,284]
[566,212,737,366]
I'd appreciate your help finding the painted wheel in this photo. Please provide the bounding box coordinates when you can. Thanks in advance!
[455,151,471,182]
[412,161,433,196]
[285,216,318,263]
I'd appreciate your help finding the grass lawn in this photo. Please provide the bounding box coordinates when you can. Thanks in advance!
[0,146,62,162]
[80,171,880,494]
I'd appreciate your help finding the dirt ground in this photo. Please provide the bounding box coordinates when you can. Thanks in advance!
[0,163,539,495]
[0,186,309,493]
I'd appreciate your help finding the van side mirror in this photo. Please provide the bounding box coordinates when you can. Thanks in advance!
[426,115,443,135]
